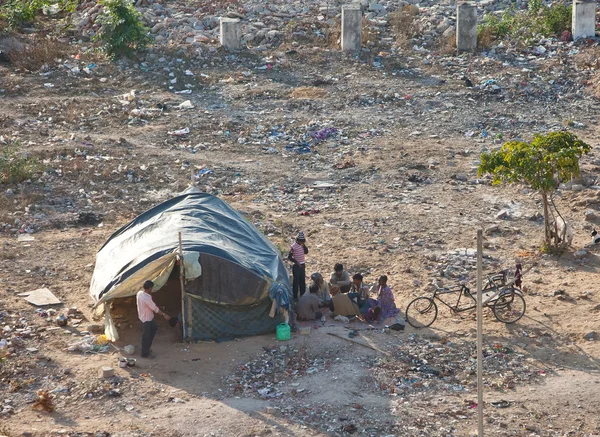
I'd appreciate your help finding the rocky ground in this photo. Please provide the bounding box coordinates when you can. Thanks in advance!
[1,0,600,436]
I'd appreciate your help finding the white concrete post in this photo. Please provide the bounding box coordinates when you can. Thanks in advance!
[572,0,596,40]
[456,2,477,52]
[341,4,362,52]
[220,17,241,50]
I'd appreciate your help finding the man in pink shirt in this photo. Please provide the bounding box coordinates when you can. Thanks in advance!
[136,280,170,358]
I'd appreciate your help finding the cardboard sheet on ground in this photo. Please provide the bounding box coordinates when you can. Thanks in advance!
[19,288,61,306]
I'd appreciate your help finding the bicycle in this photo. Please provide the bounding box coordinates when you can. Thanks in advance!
[405,266,526,328]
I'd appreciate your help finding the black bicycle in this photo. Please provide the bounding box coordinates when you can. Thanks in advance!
[405,268,526,328]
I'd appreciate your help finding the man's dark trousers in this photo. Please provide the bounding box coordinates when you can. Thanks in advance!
[292,263,306,300]
[141,320,158,357]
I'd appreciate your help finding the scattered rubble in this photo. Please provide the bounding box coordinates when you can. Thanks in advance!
[370,335,546,395]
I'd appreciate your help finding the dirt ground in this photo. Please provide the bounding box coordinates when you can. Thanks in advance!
[1,28,600,437]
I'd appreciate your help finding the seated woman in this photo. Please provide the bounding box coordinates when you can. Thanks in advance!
[309,272,331,306]
[374,275,402,325]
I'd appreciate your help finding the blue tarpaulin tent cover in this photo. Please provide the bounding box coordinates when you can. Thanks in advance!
[89,190,291,341]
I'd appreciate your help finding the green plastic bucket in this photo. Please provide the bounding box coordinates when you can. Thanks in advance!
[276,323,291,341]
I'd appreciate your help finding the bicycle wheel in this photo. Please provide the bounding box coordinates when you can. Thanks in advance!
[492,291,526,323]
[406,297,438,328]
[489,285,517,308]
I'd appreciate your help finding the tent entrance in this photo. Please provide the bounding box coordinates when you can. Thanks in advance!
[153,263,183,327]
[107,264,184,342]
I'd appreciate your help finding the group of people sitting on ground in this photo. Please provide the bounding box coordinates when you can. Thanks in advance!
[295,264,402,327]
[288,232,404,328]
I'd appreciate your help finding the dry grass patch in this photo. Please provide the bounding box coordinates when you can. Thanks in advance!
[437,33,456,55]
[362,18,379,46]
[390,5,419,48]
[326,18,341,49]
[572,47,600,70]
[591,74,600,100]
[7,37,70,71]
[0,246,17,260]
[289,86,328,99]
[478,26,494,50]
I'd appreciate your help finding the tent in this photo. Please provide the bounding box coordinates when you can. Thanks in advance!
[90,188,292,341]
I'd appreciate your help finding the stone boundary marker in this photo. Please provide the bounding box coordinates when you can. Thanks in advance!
[220,17,241,50]
[572,0,596,40]
[218,1,596,52]
[341,4,363,52]
[457,2,477,52]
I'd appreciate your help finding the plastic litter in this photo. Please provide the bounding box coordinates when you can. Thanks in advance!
[168,127,190,136]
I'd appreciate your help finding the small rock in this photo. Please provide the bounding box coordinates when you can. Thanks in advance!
[583,331,598,341]
[485,225,500,235]
[369,3,385,12]
[495,209,510,220]
[584,209,599,222]
[99,366,114,378]
[573,249,588,259]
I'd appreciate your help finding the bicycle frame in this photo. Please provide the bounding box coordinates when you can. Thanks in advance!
[431,284,477,314]
[431,275,517,314]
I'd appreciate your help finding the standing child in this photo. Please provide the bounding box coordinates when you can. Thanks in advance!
[288,232,308,301]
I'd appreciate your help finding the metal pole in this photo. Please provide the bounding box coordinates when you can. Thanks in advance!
[476,228,484,436]
[178,232,186,340]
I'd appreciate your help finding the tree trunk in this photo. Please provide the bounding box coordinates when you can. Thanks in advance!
[541,190,552,247]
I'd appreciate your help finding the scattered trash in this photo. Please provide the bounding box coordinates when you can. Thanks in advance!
[285,142,311,154]
[168,127,190,136]
[195,168,214,177]
[178,100,195,110]
[32,390,54,412]
[299,209,320,216]
[310,127,338,142]
[79,212,103,225]
[67,335,110,353]
[491,400,511,408]
[334,159,355,170]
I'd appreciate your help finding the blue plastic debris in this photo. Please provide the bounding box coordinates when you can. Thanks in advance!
[285,142,312,154]
[196,168,214,177]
